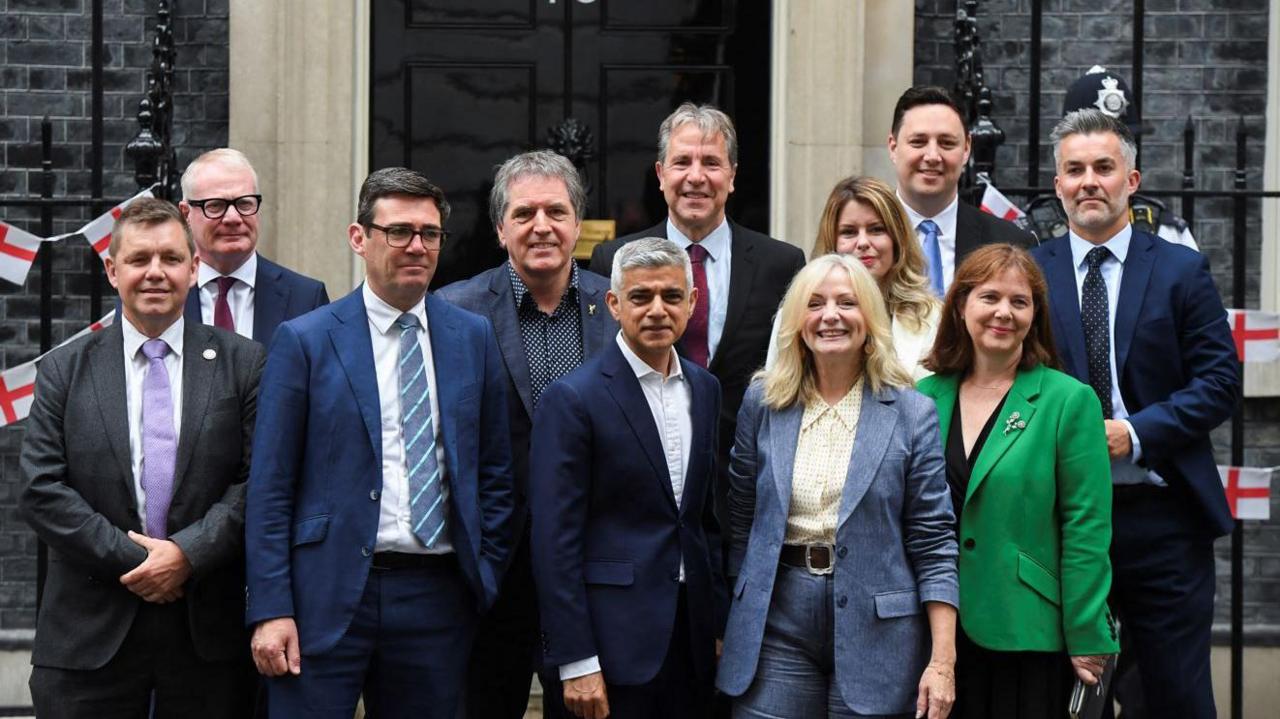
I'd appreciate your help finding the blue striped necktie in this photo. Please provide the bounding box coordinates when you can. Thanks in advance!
[396,313,445,548]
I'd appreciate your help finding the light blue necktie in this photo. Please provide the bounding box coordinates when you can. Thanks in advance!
[919,219,945,296]
[396,313,444,548]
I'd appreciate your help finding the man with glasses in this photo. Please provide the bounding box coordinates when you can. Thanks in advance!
[179,149,329,345]
[245,167,515,718]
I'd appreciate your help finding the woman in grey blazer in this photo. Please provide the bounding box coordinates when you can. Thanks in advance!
[718,254,959,718]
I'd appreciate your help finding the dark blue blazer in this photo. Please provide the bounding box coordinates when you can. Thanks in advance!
[530,340,728,686]
[1032,230,1239,536]
[183,254,329,344]
[436,265,618,540]
[244,288,515,655]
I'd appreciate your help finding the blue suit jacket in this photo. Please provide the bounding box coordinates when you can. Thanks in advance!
[244,288,515,655]
[183,254,330,345]
[436,265,617,540]
[1032,230,1239,536]
[716,381,958,715]
[529,340,727,686]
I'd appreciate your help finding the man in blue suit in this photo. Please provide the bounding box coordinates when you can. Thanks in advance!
[245,168,515,718]
[531,237,726,719]
[1031,110,1239,719]
[179,149,329,345]
[437,150,618,719]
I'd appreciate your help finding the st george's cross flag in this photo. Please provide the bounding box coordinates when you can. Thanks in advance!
[1225,309,1280,363]
[80,187,154,262]
[1218,465,1273,521]
[981,183,1026,222]
[0,222,44,286]
[0,312,115,428]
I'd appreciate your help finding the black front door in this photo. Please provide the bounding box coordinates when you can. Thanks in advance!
[371,0,772,287]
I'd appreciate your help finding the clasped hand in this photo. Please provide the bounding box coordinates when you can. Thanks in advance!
[118,530,191,603]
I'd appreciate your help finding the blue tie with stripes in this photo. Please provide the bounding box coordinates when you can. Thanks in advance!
[396,313,444,548]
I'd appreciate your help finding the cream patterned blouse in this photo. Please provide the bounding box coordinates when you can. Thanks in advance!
[785,378,864,544]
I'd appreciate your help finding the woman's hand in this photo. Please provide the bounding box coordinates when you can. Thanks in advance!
[916,660,955,719]
[1071,654,1111,686]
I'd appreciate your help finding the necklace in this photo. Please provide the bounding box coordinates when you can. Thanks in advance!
[964,379,1012,391]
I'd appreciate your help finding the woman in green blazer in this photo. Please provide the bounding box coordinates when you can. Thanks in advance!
[916,244,1117,719]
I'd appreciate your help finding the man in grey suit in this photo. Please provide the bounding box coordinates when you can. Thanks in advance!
[19,198,264,719]
[437,150,618,718]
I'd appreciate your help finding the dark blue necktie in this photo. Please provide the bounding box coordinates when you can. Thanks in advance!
[1081,246,1114,418]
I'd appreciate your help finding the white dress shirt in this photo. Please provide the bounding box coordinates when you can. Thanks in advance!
[198,252,256,340]
[667,217,732,361]
[1067,226,1164,487]
[899,193,960,291]
[363,283,451,554]
[560,333,694,682]
[122,316,184,530]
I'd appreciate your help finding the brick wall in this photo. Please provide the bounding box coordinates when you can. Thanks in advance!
[0,0,229,632]
[915,0,1278,635]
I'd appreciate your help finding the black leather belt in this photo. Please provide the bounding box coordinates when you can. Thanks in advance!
[779,543,834,575]
[371,552,453,571]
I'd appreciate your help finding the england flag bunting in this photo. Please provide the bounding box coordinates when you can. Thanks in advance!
[1218,466,1274,521]
[980,183,1026,222]
[1225,309,1280,363]
[0,312,115,428]
[79,187,154,262]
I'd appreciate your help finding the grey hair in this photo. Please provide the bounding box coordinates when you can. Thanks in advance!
[181,148,260,199]
[610,237,694,295]
[1051,109,1138,171]
[489,150,587,228]
[656,102,739,166]
[356,167,451,227]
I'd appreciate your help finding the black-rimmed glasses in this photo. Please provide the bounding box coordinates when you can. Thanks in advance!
[366,222,448,250]
[187,194,263,220]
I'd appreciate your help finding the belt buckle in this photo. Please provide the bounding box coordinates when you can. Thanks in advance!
[805,543,835,575]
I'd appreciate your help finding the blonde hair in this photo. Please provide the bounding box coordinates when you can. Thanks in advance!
[761,254,913,410]
[812,176,939,332]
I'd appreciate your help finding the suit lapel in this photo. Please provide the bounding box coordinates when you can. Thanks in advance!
[837,383,898,528]
[769,402,803,516]
[1045,240,1088,377]
[1114,232,1155,379]
[426,294,463,475]
[329,290,384,466]
[485,268,535,419]
[928,374,961,448]
[86,324,138,515]
[579,276,609,358]
[954,202,982,262]
[172,322,217,493]
[679,363,713,514]
[253,256,289,344]
[710,223,755,374]
[966,366,1042,504]
[602,343,676,508]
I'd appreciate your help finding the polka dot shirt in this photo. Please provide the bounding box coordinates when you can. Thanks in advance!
[508,261,585,407]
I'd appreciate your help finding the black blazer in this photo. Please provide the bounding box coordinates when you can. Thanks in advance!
[19,320,264,670]
[955,200,1038,263]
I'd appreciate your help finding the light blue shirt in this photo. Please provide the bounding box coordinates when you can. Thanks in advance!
[667,218,732,362]
[1068,226,1165,487]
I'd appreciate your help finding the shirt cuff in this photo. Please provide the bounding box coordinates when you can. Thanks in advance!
[560,655,602,681]
[1122,419,1143,463]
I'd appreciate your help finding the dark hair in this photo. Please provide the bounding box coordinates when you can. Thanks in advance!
[891,86,967,137]
[109,197,195,258]
[923,244,1060,374]
[356,167,451,227]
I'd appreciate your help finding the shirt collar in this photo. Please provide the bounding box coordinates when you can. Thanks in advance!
[665,217,731,262]
[897,191,959,240]
[198,251,257,289]
[362,282,427,336]
[122,315,185,361]
[1069,224,1132,269]
[508,260,579,309]
[615,331,683,381]
[801,376,863,431]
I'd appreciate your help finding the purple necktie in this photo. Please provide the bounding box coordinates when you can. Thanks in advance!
[214,276,236,332]
[685,243,710,367]
[141,339,176,538]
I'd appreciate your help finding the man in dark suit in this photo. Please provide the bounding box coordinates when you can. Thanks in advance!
[437,150,618,719]
[245,168,514,718]
[1031,109,1239,719]
[178,148,328,344]
[888,86,1035,294]
[533,237,726,719]
[589,103,805,560]
[19,198,264,718]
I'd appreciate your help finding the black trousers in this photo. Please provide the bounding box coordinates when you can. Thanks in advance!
[464,536,542,719]
[30,600,251,719]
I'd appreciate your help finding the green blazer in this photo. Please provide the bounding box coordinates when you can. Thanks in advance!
[917,363,1117,656]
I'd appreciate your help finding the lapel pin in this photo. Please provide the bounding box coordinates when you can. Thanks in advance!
[203,348,216,360]
[1003,410,1026,436]
[588,304,596,316]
